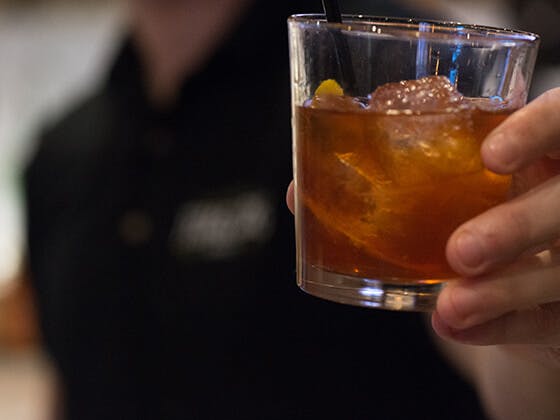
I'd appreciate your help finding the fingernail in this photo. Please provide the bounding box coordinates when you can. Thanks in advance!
[485,132,518,169]
[455,231,484,268]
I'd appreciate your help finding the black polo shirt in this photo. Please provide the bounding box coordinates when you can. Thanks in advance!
[24,1,486,419]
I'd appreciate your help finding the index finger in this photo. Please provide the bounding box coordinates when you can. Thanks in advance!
[482,87,560,174]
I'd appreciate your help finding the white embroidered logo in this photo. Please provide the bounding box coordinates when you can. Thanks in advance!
[170,190,275,260]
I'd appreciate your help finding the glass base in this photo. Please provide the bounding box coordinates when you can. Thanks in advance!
[298,263,446,312]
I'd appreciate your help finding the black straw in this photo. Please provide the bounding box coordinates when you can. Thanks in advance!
[321,0,357,95]
[322,0,342,23]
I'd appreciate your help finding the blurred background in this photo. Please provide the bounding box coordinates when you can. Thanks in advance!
[0,0,558,418]
[0,1,124,418]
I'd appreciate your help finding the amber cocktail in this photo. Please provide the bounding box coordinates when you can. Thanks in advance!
[289,15,539,310]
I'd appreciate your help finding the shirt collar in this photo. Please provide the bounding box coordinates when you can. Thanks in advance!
[105,0,320,114]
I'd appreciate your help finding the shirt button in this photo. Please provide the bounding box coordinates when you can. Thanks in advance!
[118,209,153,246]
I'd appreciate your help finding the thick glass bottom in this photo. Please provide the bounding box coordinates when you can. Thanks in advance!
[298,263,447,312]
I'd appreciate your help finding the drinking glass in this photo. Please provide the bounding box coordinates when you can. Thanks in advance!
[288,15,540,311]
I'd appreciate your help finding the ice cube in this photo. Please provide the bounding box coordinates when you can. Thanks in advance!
[368,76,466,113]
[370,112,482,186]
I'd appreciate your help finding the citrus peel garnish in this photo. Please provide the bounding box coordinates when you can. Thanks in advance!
[314,79,343,96]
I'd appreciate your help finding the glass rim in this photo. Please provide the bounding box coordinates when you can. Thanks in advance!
[288,14,540,44]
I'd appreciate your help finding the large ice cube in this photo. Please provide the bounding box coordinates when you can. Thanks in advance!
[369,76,466,113]
[370,112,482,185]
[364,76,482,185]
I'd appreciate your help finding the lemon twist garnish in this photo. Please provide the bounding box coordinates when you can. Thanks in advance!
[314,79,343,96]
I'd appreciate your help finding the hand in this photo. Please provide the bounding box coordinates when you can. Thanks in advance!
[287,90,560,416]
[287,88,560,364]
[433,87,560,368]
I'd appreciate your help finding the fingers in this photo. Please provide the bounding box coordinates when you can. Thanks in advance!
[439,250,560,328]
[482,87,560,174]
[432,302,560,346]
[286,181,294,214]
[434,250,560,345]
[446,175,560,277]
[448,89,560,276]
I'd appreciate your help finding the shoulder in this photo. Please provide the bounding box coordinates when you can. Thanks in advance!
[25,90,120,184]
[22,88,126,221]
[33,91,118,165]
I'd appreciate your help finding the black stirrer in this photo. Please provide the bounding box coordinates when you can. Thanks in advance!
[322,0,342,23]
[321,0,357,95]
